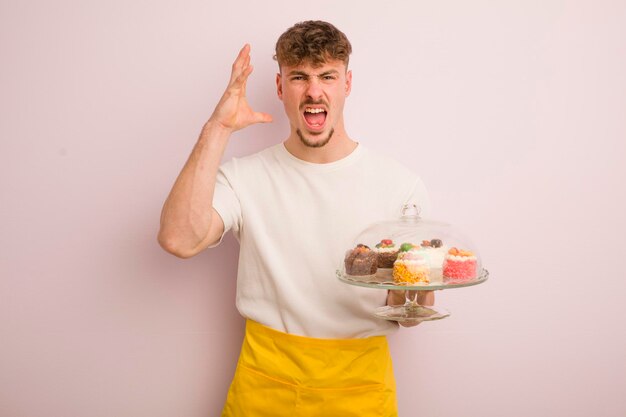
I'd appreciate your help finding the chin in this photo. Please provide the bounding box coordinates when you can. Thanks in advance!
[297,128,334,148]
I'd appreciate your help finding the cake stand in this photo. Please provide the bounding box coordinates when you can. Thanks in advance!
[338,204,489,324]
[337,269,489,323]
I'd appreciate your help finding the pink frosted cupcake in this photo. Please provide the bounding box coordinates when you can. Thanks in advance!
[443,248,477,283]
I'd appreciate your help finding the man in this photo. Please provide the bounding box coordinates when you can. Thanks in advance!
[158,21,433,416]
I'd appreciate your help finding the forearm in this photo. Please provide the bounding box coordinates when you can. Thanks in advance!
[158,44,271,258]
[158,121,231,257]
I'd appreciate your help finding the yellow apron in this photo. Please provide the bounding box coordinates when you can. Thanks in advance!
[221,320,398,417]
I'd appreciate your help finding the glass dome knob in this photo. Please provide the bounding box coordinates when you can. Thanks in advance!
[401,204,421,220]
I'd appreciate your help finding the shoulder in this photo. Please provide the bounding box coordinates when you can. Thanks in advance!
[219,144,282,176]
[357,144,429,204]
[357,145,418,180]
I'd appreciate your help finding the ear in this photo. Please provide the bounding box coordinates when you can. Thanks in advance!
[345,70,352,97]
[276,73,283,100]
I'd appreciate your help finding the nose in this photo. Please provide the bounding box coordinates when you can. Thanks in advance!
[305,78,323,100]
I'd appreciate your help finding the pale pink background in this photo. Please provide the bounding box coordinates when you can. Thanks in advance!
[2,1,625,416]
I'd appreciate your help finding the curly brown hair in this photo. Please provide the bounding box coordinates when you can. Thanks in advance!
[274,21,352,69]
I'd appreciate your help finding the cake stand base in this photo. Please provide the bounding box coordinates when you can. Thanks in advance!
[374,304,450,323]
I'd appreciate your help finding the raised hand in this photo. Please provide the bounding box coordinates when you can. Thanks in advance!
[208,44,273,132]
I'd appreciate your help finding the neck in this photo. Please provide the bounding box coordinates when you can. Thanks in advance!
[283,126,357,164]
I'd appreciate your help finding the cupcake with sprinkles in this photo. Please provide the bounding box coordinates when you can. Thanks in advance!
[392,243,430,285]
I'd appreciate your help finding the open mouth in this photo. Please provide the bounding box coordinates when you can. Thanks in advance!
[303,107,327,130]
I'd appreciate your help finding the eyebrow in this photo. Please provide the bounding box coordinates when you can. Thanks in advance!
[287,69,340,77]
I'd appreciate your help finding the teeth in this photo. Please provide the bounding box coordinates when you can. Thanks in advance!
[304,108,325,114]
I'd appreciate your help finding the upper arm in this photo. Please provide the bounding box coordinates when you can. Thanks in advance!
[204,207,227,249]
[211,166,242,244]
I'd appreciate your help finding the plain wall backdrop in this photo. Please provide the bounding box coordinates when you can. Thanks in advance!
[2,1,625,416]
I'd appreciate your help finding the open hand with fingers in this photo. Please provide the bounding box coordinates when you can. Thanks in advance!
[208,44,273,132]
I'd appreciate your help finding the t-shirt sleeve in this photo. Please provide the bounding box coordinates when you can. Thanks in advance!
[209,165,242,247]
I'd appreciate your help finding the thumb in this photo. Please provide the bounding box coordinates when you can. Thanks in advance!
[253,112,273,124]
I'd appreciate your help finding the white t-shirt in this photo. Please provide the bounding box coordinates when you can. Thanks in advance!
[212,143,430,338]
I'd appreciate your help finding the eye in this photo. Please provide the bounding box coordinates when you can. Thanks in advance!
[291,76,305,81]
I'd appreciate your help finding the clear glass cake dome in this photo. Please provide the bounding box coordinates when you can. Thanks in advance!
[337,204,488,323]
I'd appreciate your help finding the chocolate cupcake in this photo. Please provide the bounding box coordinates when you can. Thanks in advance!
[374,239,399,268]
[344,244,378,276]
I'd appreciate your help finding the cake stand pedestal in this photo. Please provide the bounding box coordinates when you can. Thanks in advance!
[337,269,489,324]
